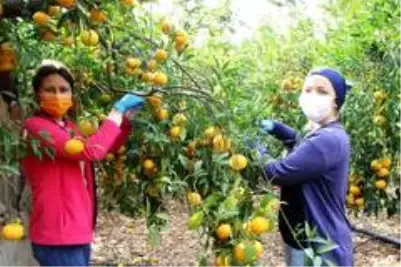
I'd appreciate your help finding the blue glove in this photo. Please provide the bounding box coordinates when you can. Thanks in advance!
[260,120,275,133]
[113,94,145,113]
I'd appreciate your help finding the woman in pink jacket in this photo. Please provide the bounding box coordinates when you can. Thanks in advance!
[20,60,144,266]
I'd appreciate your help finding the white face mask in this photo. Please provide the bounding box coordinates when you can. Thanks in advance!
[298,93,335,124]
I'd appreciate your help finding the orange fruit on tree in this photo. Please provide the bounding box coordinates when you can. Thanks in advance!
[144,166,158,178]
[249,216,270,235]
[160,19,171,35]
[0,42,15,54]
[120,0,135,6]
[381,158,392,168]
[346,194,355,206]
[187,192,202,207]
[216,224,232,241]
[374,115,386,126]
[172,113,187,126]
[140,71,154,83]
[349,185,361,196]
[214,255,230,267]
[370,159,381,171]
[99,93,112,104]
[147,59,158,71]
[147,95,162,108]
[186,141,197,158]
[126,67,143,77]
[346,193,355,206]
[57,0,76,8]
[377,168,390,178]
[153,72,168,86]
[0,42,16,72]
[78,119,97,136]
[233,242,245,263]
[233,242,252,264]
[125,57,142,69]
[204,126,219,140]
[156,108,168,121]
[33,11,51,26]
[81,30,99,46]
[175,43,186,52]
[355,198,364,208]
[375,180,387,190]
[40,30,55,42]
[373,90,387,102]
[154,49,168,62]
[2,222,24,240]
[90,8,107,23]
[65,139,84,155]
[0,61,15,72]
[229,154,248,171]
[48,5,61,17]
[143,159,155,170]
[212,134,231,154]
[281,79,293,90]
[254,240,263,258]
[61,36,74,47]
[175,31,189,46]
[169,126,181,138]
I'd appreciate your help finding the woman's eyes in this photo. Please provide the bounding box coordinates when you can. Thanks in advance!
[304,87,329,95]
[317,88,329,95]
[42,86,70,93]
[43,87,56,93]
[60,87,71,93]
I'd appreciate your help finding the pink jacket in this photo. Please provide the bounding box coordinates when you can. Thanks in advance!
[20,114,131,245]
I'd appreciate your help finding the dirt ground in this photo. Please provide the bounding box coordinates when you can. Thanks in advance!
[91,200,400,266]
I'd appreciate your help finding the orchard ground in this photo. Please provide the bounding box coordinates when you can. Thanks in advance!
[91,200,401,266]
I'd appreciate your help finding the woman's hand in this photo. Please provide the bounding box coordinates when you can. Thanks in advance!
[260,119,275,133]
[125,109,137,120]
[113,94,145,113]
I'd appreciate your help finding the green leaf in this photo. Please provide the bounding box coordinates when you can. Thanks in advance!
[38,130,52,141]
[204,193,221,208]
[310,237,330,244]
[323,259,337,266]
[303,248,315,260]
[178,154,187,168]
[198,255,209,267]
[44,147,55,160]
[187,211,204,230]
[156,176,172,185]
[0,165,20,176]
[305,223,312,238]
[147,225,161,249]
[155,212,170,222]
[316,243,339,255]
[313,256,323,267]
[30,139,42,160]
[194,160,203,173]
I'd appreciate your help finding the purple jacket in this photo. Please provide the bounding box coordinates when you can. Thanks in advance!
[264,121,353,266]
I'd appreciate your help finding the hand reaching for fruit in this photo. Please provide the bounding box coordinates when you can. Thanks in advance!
[113,94,145,113]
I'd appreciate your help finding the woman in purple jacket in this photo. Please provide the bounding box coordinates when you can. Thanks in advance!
[259,68,353,266]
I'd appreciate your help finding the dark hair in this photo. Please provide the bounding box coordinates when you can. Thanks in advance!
[32,60,74,94]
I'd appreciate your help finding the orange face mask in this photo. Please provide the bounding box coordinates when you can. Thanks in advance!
[40,95,73,118]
